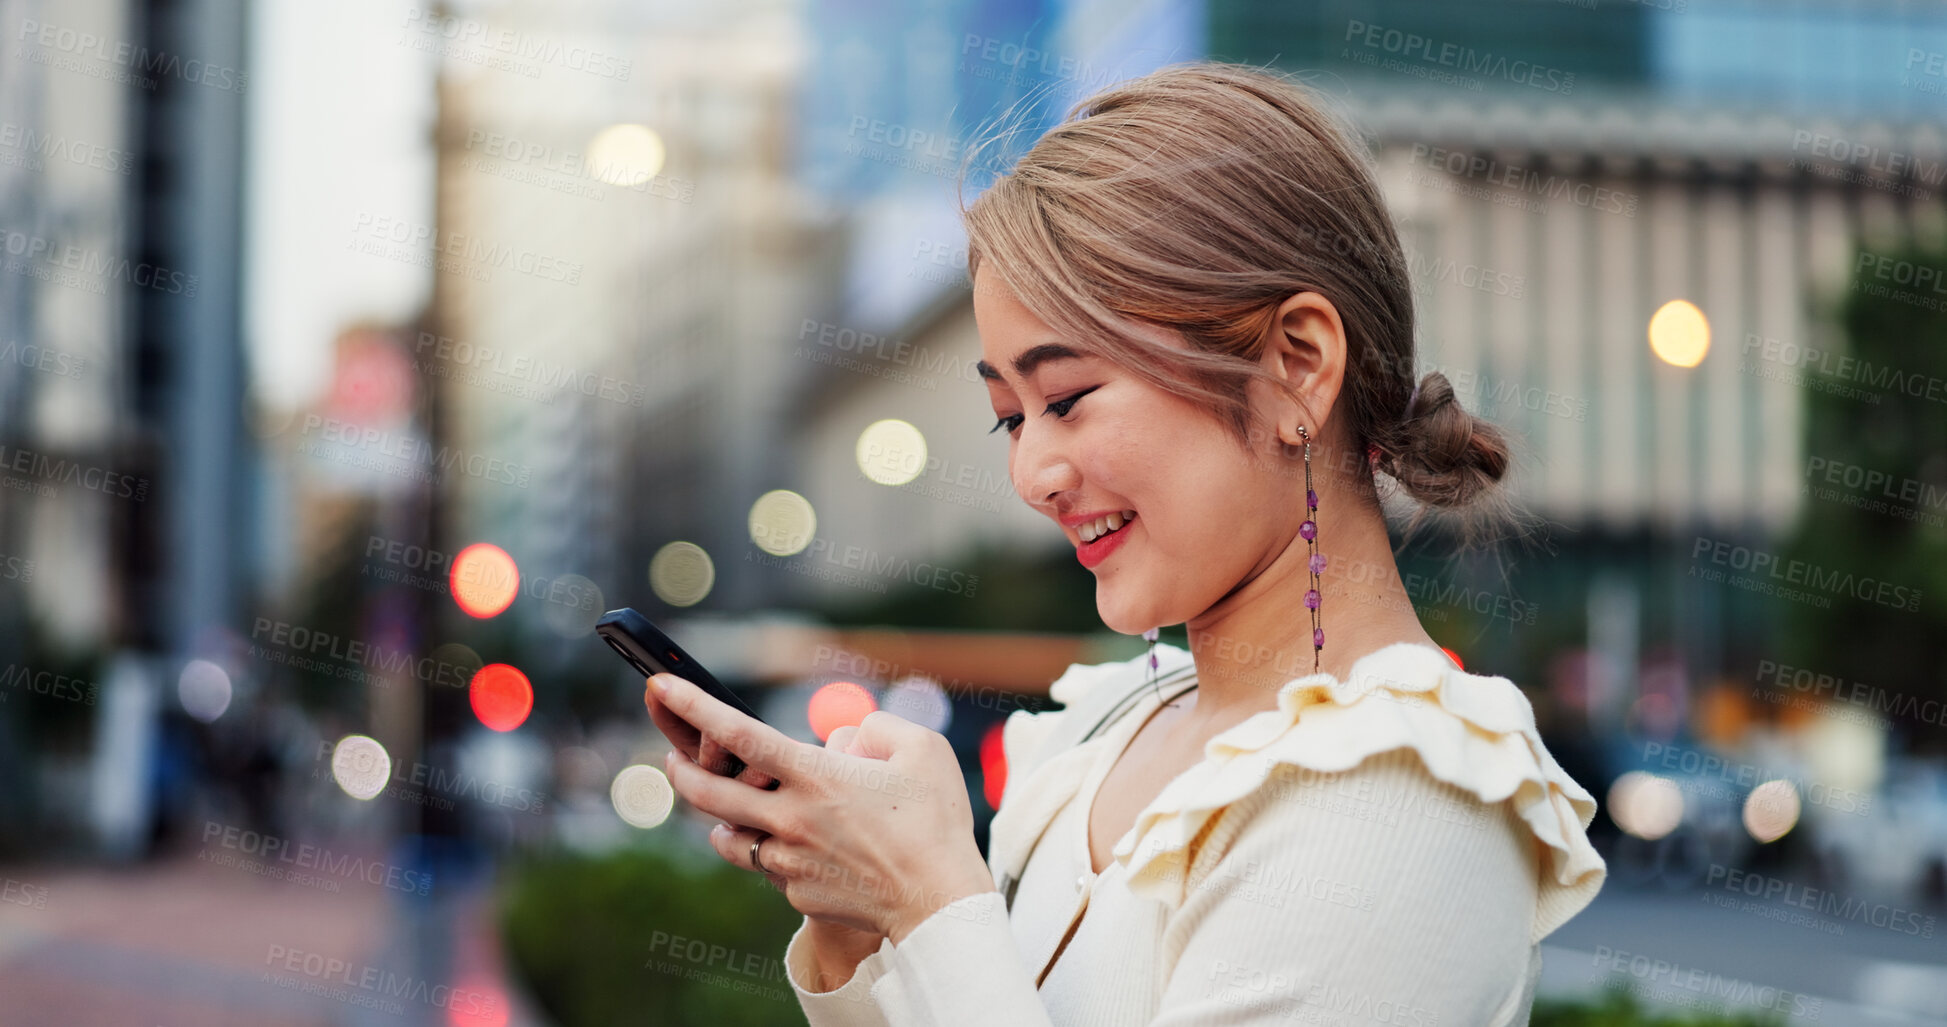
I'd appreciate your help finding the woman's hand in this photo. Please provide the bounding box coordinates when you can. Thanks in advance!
[762,722,888,986]
[642,675,777,789]
[649,671,998,944]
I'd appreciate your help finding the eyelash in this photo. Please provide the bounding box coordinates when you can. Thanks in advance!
[989,385,1099,436]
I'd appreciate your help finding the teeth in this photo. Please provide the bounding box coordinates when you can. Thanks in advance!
[1079,510,1137,543]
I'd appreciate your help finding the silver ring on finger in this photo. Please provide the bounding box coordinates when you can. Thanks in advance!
[750,832,770,874]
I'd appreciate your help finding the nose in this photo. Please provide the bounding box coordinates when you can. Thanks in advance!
[1012,421,1081,511]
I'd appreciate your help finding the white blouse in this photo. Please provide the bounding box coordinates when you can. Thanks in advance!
[782,641,1608,1025]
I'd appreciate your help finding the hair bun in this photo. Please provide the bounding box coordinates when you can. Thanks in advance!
[1387,371,1510,508]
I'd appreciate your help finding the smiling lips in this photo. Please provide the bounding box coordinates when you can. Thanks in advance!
[1074,509,1137,569]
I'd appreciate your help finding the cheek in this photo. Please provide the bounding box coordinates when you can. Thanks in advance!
[1132,401,1239,479]
[1075,403,1164,489]
[1100,405,1258,533]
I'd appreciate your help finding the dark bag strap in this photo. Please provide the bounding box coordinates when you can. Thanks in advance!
[997,663,1199,912]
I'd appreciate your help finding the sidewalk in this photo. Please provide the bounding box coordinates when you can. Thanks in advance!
[0,851,550,1026]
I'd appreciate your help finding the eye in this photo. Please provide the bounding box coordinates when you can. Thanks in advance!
[1044,385,1098,420]
[988,385,1099,438]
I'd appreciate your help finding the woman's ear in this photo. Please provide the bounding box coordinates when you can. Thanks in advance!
[1257,291,1348,447]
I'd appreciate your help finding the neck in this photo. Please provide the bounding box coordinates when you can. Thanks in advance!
[1181,490,1436,718]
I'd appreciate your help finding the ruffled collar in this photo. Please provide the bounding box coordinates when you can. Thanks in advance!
[1103,641,1605,945]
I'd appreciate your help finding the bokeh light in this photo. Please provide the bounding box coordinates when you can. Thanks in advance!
[610,764,675,828]
[176,659,233,722]
[855,418,928,486]
[331,735,392,801]
[881,675,951,732]
[649,541,716,606]
[327,327,414,423]
[748,490,816,556]
[470,663,534,732]
[451,542,520,618]
[537,572,604,638]
[586,124,666,187]
[1648,299,1710,368]
[1440,647,1463,670]
[1607,771,1685,840]
[806,681,876,742]
[1743,780,1801,843]
[979,721,1007,811]
[444,976,510,1027]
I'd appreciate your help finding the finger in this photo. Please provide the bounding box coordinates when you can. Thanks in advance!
[738,760,780,789]
[687,730,778,789]
[651,673,800,779]
[653,711,774,787]
[825,724,859,753]
[699,735,739,777]
[709,822,786,883]
[644,681,703,760]
[699,737,780,788]
[665,746,782,831]
[846,709,926,761]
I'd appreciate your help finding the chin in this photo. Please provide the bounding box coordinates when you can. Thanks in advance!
[1093,591,1148,638]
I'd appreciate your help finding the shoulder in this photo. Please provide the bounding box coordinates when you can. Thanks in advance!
[996,641,1193,805]
[1148,751,1548,1025]
[986,643,1195,884]
[1114,643,1607,945]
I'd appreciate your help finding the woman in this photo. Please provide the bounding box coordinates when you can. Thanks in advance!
[646,60,1606,1024]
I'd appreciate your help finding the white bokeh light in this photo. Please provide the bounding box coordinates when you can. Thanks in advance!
[331,735,392,801]
[611,764,674,828]
[1743,780,1801,843]
[649,541,716,607]
[855,419,928,486]
[586,124,666,187]
[177,659,233,723]
[748,490,816,556]
[1608,771,1685,840]
[881,675,952,733]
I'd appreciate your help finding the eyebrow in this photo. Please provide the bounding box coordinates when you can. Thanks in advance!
[975,342,1086,382]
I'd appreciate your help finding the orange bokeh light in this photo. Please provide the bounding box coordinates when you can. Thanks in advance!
[807,681,876,742]
[451,543,519,618]
[1441,647,1464,670]
[470,663,533,732]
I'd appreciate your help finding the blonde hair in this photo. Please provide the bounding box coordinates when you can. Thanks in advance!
[960,61,1510,521]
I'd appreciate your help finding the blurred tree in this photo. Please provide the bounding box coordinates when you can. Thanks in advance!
[1532,987,1785,1026]
[499,843,804,1027]
[1776,238,1947,753]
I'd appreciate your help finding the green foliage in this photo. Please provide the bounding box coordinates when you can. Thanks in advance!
[1776,239,1947,731]
[498,843,808,1027]
[1532,986,1785,1027]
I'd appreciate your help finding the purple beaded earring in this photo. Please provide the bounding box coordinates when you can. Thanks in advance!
[1298,425,1324,675]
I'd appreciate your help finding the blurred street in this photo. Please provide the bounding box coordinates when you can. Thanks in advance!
[1545,887,1947,1026]
[0,856,540,1027]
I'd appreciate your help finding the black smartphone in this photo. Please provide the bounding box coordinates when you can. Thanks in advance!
[596,607,776,786]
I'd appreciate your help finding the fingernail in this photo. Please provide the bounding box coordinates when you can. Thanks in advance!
[649,674,670,696]
[711,823,727,839]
